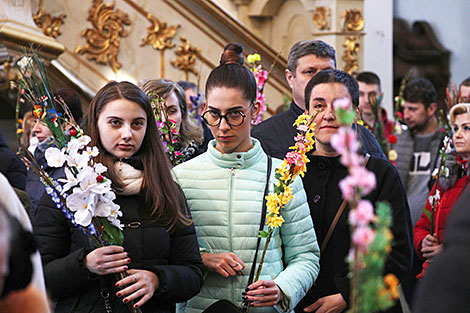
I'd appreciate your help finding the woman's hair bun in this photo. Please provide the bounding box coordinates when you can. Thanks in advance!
[219,43,244,66]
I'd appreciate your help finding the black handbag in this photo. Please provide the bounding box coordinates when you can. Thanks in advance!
[201,156,272,313]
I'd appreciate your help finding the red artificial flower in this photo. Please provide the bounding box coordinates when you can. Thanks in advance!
[388,134,397,144]
[397,112,403,119]
[70,129,77,137]
[96,175,104,183]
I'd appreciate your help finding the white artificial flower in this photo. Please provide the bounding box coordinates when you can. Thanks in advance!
[432,168,439,177]
[45,147,66,168]
[77,135,92,147]
[94,163,107,174]
[17,56,32,70]
[58,167,79,193]
[66,150,90,170]
[108,203,123,230]
[95,200,112,217]
[100,191,116,203]
[66,188,97,227]
[86,146,99,158]
[67,135,92,154]
[76,166,97,190]
[394,122,403,135]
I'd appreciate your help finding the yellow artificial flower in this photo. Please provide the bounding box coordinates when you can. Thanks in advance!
[388,149,398,161]
[267,215,285,228]
[293,113,309,127]
[266,193,281,209]
[277,163,291,182]
[357,120,364,126]
[384,274,399,300]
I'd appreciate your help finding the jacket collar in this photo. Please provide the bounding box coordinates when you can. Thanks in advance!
[290,101,304,116]
[206,138,264,169]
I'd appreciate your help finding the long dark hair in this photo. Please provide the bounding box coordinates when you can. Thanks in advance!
[87,81,191,231]
[205,43,257,104]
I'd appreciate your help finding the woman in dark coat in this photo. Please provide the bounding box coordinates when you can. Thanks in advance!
[33,81,203,313]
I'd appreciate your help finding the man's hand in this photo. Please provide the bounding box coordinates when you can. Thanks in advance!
[421,234,442,260]
[303,293,347,313]
[201,252,245,277]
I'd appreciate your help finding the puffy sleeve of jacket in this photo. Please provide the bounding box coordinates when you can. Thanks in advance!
[147,221,204,303]
[414,184,438,259]
[33,193,94,299]
[273,175,320,310]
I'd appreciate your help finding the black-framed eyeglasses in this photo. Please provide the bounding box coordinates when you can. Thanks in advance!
[202,110,246,127]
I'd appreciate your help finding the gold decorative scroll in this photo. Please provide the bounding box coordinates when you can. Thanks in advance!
[342,9,364,32]
[342,36,360,75]
[32,0,67,38]
[313,7,331,31]
[170,37,201,80]
[140,13,180,77]
[0,62,17,91]
[75,0,131,74]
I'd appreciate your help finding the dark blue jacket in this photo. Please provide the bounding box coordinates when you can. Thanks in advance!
[0,130,27,190]
[25,138,64,216]
[251,101,386,159]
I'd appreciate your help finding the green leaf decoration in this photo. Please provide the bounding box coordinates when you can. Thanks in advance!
[259,230,270,238]
[98,217,124,246]
[423,208,432,220]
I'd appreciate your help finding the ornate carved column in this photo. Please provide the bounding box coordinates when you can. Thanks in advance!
[0,0,64,60]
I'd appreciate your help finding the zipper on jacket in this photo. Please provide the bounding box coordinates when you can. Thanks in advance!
[228,167,235,302]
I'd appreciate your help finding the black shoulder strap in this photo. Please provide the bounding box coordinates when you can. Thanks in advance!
[247,156,272,286]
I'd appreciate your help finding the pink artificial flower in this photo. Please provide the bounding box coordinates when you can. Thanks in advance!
[296,142,306,151]
[331,127,360,155]
[285,151,304,167]
[349,200,375,226]
[254,66,268,87]
[175,151,183,156]
[350,166,376,196]
[352,226,375,252]
[257,92,266,105]
[340,152,362,168]
[297,124,310,132]
[339,176,355,201]
[333,97,352,111]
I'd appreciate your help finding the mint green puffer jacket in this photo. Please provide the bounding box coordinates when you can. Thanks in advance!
[173,139,320,313]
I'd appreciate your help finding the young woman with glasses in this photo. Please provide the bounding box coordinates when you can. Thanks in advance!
[173,43,320,313]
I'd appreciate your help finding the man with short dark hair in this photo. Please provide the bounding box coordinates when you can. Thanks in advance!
[296,69,412,313]
[395,77,443,226]
[356,71,394,138]
[395,77,444,305]
[252,40,386,160]
[459,76,470,102]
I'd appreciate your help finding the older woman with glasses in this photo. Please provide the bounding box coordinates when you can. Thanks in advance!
[173,43,320,313]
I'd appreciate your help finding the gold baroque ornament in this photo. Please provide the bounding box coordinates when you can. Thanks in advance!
[342,9,364,32]
[33,0,67,38]
[140,14,180,77]
[313,7,331,31]
[170,37,201,80]
[342,36,360,75]
[75,0,131,74]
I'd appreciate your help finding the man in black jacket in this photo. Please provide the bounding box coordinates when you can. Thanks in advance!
[252,40,386,160]
[296,69,412,313]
